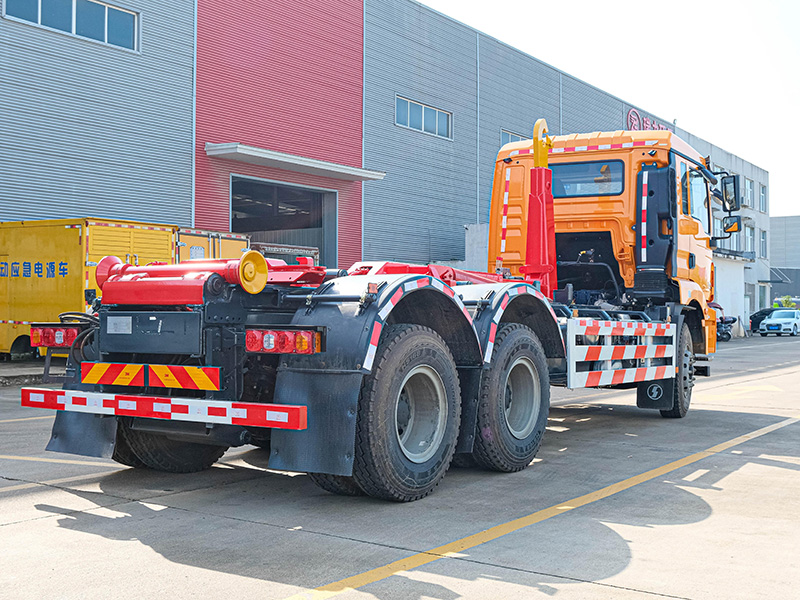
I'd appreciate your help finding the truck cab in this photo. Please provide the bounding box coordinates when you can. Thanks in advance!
[489,128,741,357]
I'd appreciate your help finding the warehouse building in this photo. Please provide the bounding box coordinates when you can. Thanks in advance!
[0,0,770,324]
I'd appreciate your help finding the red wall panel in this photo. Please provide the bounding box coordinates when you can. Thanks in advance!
[195,0,363,267]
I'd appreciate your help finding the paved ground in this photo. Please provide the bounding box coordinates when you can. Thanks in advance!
[1,336,798,600]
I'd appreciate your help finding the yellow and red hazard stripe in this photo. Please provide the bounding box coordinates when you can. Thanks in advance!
[80,363,221,391]
[148,365,221,391]
[81,363,145,386]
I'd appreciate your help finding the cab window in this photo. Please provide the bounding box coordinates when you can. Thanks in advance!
[680,163,690,215]
[551,161,624,198]
[688,169,710,234]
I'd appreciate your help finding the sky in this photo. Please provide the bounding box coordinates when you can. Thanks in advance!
[418,0,799,216]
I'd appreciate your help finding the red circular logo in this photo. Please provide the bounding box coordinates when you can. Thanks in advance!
[627,108,641,130]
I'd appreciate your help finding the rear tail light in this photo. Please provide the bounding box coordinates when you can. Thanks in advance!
[245,329,321,354]
[30,326,81,348]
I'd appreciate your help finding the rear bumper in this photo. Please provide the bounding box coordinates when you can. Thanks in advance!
[21,387,307,430]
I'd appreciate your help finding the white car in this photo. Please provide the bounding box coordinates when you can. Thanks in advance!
[759,309,800,336]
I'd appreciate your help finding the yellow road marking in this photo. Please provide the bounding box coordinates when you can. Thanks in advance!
[283,415,800,600]
[0,454,116,467]
[0,415,54,424]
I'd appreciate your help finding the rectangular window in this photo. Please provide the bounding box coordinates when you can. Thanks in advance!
[4,0,138,51]
[680,162,690,215]
[395,96,451,139]
[759,285,768,310]
[760,230,767,258]
[689,169,710,234]
[551,161,624,198]
[501,130,524,147]
[760,185,767,212]
[745,225,755,253]
[745,178,754,207]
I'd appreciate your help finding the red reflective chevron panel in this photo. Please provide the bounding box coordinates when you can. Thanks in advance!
[81,363,145,386]
[21,388,306,430]
[148,365,221,391]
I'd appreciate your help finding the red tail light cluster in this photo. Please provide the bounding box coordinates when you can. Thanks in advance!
[30,326,80,348]
[245,329,321,355]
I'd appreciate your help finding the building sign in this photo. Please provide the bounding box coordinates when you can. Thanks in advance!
[627,108,670,131]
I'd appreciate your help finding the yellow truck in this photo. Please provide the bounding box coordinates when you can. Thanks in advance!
[176,229,249,262]
[0,218,177,358]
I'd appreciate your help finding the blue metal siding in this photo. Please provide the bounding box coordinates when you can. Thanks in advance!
[0,1,193,225]
[363,0,477,263]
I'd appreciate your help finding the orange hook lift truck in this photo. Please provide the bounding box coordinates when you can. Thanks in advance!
[21,120,743,501]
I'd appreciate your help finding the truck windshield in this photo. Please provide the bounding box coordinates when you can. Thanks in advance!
[551,161,624,198]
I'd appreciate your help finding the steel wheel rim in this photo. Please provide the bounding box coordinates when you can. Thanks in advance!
[504,356,540,440]
[395,365,447,464]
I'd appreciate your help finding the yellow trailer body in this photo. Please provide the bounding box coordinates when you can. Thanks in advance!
[0,218,176,356]
[176,229,249,262]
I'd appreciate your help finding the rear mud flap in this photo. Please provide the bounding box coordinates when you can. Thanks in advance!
[46,412,118,458]
[636,378,676,410]
[269,370,363,476]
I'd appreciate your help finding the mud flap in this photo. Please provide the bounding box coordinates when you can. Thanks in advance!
[269,370,363,476]
[636,378,676,410]
[46,412,118,458]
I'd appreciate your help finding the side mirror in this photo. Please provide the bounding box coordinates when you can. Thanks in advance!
[721,175,741,212]
[723,215,741,234]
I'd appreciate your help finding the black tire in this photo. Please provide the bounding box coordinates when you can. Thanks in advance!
[472,324,550,472]
[793,326,798,337]
[118,424,227,473]
[308,473,364,496]
[760,333,767,337]
[661,322,694,419]
[450,453,476,468]
[352,324,461,502]
[111,422,147,468]
[720,331,731,342]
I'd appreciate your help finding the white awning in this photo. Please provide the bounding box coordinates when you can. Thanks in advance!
[204,143,385,182]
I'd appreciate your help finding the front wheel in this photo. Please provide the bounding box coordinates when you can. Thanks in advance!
[661,322,694,419]
[352,324,461,502]
[472,324,550,472]
[792,326,798,337]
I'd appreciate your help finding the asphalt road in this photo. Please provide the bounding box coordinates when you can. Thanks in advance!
[1,335,799,600]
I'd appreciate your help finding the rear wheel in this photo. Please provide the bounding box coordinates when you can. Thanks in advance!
[111,422,147,468]
[472,324,550,472]
[308,473,364,496]
[661,323,694,419]
[352,324,461,502]
[720,331,731,342]
[118,423,228,473]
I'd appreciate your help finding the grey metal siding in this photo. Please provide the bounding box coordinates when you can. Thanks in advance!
[363,0,477,263]
[0,1,193,225]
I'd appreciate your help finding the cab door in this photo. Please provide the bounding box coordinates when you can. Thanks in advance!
[675,160,713,296]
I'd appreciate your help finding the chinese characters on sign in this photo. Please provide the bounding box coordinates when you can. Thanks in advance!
[626,108,670,131]
[0,261,68,278]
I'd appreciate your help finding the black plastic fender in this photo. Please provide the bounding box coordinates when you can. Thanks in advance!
[269,273,481,476]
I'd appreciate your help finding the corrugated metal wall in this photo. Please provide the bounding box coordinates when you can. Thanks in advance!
[0,1,194,225]
[363,0,477,263]
[194,0,364,268]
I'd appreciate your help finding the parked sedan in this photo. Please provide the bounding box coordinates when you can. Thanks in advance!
[759,309,800,336]
[750,307,780,332]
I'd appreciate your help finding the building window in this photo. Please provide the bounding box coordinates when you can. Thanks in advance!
[395,96,451,139]
[745,225,755,253]
[760,230,767,258]
[759,284,768,310]
[760,185,767,212]
[744,178,754,207]
[501,130,525,146]
[4,0,138,50]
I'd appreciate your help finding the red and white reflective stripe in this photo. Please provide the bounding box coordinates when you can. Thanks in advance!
[363,321,383,371]
[549,140,663,154]
[21,388,307,430]
[641,170,649,262]
[0,319,32,325]
[403,277,430,292]
[571,344,673,362]
[483,284,557,363]
[377,287,404,321]
[500,168,511,253]
[453,293,472,324]
[570,365,670,388]
[508,149,530,156]
[574,319,675,337]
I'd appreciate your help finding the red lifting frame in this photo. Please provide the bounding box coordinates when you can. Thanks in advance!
[519,167,557,299]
